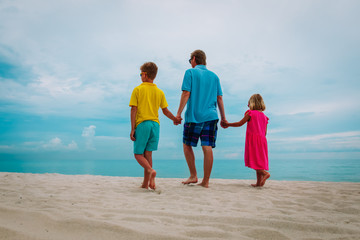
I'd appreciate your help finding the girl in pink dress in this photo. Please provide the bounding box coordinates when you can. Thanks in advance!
[224,94,270,187]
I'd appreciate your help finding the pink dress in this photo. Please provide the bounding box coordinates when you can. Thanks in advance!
[244,110,269,170]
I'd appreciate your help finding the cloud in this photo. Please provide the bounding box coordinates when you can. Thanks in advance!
[0,145,12,150]
[0,0,359,161]
[42,137,78,151]
[269,131,360,152]
[224,153,241,159]
[82,125,96,150]
[95,136,127,141]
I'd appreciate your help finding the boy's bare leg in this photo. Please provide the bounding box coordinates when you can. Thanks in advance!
[149,170,156,190]
[135,154,156,189]
[140,151,152,188]
[260,170,270,186]
[251,170,262,187]
[144,151,154,189]
[198,146,213,188]
[182,144,198,184]
[142,169,149,189]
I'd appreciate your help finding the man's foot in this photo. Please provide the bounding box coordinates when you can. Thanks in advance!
[251,183,261,187]
[140,184,148,189]
[260,172,270,186]
[197,181,209,188]
[149,170,156,190]
[182,176,198,185]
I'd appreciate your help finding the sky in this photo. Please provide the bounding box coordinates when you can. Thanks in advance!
[0,0,359,162]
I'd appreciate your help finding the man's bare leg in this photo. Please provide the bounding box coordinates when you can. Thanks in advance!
[198,146,213,188]
[135,153,156,189]
[182,144,198,184]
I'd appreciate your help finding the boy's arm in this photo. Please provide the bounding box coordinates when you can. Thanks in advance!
[176,91,190,119]
[130,106,137,141]
[162,107,181,125]
[227,113,251,128]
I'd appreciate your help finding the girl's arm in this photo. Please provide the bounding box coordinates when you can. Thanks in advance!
[227,113,251,127]
[265,125,267,136]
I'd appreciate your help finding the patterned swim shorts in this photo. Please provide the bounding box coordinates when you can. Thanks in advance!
[183,120,218,148]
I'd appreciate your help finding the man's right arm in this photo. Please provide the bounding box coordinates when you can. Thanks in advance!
[176,90,190,119]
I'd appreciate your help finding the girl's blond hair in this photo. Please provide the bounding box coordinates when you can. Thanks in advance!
[248,94,266,111]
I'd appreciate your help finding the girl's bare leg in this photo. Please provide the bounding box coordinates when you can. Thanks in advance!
[251,170,262,187]
[260,170,270,186]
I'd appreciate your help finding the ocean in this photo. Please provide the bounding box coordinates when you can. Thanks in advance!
[1,158,359,182]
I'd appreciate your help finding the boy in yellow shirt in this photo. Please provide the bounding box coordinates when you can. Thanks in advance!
[129,62,181,190]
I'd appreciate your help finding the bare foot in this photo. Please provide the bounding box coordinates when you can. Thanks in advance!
[140,184,148,189]
[197,181,209,188]
[182,177,198,185]
[260,172,270,186]
[251,174,262,187]
[149,170,156,190]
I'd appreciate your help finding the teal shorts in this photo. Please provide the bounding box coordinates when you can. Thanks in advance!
[134,120,160,154]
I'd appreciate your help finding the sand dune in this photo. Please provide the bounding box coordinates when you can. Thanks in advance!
[0,172,359,239]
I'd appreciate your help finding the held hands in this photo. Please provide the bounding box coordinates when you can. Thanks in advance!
[130,115,182,142]
[220,119,229,129]
[173,115,182,125]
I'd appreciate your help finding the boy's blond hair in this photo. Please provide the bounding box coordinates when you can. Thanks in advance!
[140,62,158,80]
[248,94,266,111]
[191,50,207,65]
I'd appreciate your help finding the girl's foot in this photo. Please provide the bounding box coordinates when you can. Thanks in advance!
[260,172,270,186]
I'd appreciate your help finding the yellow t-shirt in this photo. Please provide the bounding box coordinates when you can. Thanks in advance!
[129,82,168,127]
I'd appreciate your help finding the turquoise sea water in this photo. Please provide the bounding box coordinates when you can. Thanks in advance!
[1,158,359,182]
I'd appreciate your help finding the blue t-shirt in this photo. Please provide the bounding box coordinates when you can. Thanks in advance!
[181,65,223,123]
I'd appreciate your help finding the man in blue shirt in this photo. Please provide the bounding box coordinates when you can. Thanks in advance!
[176,50,227,188]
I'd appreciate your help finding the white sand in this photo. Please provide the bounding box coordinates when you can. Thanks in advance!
[0,172,359,240]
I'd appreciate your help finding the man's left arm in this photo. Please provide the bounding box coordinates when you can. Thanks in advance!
[217,95,227,127]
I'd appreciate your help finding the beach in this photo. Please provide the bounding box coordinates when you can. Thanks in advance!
[0,172,359,240]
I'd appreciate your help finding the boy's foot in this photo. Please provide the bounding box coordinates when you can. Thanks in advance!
[260,172,270,186]
[251,183,261,187]
[149,170,156,190]
[182,177,198,185]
